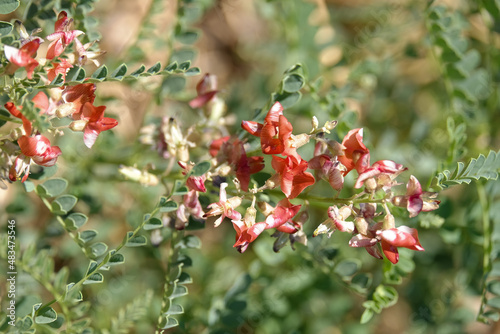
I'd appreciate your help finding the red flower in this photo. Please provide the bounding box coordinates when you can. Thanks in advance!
[46,11,84,60]
[354,160,407,189]
[233,198,301,253]
[62,83,97,119]
[210,137,264,191]
[4,39,41,79]
[189,73,219,108]
[242,102,303,160]
[80,102,118,148]
[4,102,32,135]
[338,128,370,175]
[47,59,73,82]
[271,155,315,199]
[377,226,424,264]
[392,175,440,218]
[18,135,62,167]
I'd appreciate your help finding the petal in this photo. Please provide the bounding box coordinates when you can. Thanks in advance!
[381,240,399,264]
[83,127,99,148]
[241,121,263,137]
[189,91,218,108]
[264,101,284,124]
[407,196,423,218]
[406,175,422,196]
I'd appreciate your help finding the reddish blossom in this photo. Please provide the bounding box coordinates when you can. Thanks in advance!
[189,73,219,108]
[377,226,424,264]
[18,135,62,167]
[233,198,301,253]
[210,137,264,191]
[392,175,440,218]
[308,154,344,191]
[338,128,370,175]
[46,11,84,59]
[271,155,315,199]
[47,59,73,82]
[4,102,32,134]
[178,161,207,193]
[4,39,41,79]
[354,160,407,189]
[242,102,304,160]
[80,102,118,148]
[62,83,96,119]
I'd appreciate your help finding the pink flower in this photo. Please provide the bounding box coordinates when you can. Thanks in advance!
[354,160,407,189]
[178,161,207,192]
[338,128,370,175]
[18,135,62,167]
[271,155,315,199]
[4,39,41,79]
[211,137,265,191]
[313,205,354,237]
[189,73,219,108]
[62,83,97,119]
[392,175,440,218]
[4,102,32,135]
[308,154,344,191]
[47,59,73,82]
[377,226,424,264]
[204,183,242,227]
[46,11,84,60]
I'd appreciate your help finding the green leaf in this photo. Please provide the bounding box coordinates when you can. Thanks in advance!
[190,161,210,176]
[23,180,35,192]
[34,305,57,324]
[64,213,88,231]
[36,178,68,198]
[170,284,188,298]
[158,316,179,329]
[282,74,305,93]
[334,259,361,278]
[111,63,128,80]
[88,242,108,258]
[173,180,188,196]
[51,195,78,215]
[488,281,500,296]
[178,61,191,71]
[161,76,186,94]
[108,253,125,265]
[0,0,19,14]
[66,66,86,82]
[360,308,374,324]
[272,91,301,108]
[91,65,108,80]
[125,232,148,247]
[130,64,146,77]
[178,272,193,285]
[164,62,178,72]
[78,230,98,244]
[147,62,162,74]
[0,21,13,36]
[351,273,372,292]
[83,272,104,285]
[373,285,398,307]
[16,315,34,330]
[158,197,178,212]
[176,30,199,44]
[166,304,184,315]
[179,235,202,249]
[49,73,65,87]
[65,283,83,302]
[185,67,201,76]
[144,217,163,230]
[431,150,500,190]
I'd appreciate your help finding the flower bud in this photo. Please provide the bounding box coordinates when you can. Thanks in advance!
[291,133,310,148]
[311,116,319,131]
[258,201,275,217]
[244,206,257,227]
[56,102,75,118]
[69,120,87,132]
[324,120,337,131]
[382,214,395,230]
[364,178,377,192]
[354,217,369,235]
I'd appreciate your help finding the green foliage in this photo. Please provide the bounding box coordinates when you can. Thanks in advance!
[431,150,500,190]
[0,0,19,14]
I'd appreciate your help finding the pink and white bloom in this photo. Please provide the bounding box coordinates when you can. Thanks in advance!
[392,175,440,218]
[46,11,84,59]
[377,225,424,264]
[354,160,407,189]
[4,39,41,79]
[204,183,242,227]
[178,161,207,193]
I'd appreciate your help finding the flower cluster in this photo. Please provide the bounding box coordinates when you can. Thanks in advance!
[1,12,117,185]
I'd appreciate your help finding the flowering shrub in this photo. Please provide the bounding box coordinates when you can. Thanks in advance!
[1,0,500,333]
